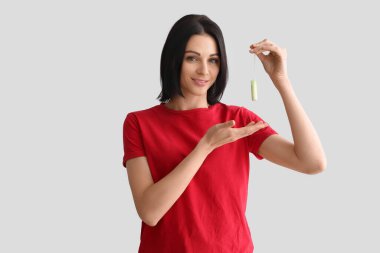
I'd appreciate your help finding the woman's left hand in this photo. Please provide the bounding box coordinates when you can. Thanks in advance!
[249,39,289,87]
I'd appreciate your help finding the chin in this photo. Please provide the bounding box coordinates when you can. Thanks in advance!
[184,89,208,97]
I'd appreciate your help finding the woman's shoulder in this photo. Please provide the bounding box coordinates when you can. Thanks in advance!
[217,102,264,123]
[126,104,161,116]
[217,102,249,114]
[123,104,162,126]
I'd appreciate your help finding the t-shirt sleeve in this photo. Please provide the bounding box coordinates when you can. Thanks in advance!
[122,113,146,167]
[240,107,278,160]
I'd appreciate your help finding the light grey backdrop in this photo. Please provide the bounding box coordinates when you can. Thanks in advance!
[1,0,379,252]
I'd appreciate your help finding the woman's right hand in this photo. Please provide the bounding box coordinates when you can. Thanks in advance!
[198,120,268,154]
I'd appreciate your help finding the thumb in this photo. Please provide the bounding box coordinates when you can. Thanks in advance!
[216,120,235,129]
[256,52,266,62]
[226,120,235,127]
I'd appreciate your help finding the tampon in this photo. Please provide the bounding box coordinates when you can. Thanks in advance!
[251,80,257,101]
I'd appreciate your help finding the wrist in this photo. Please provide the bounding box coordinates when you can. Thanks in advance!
[271,77,292,92]
[196,138,214,156]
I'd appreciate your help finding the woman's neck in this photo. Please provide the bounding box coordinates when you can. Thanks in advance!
[165,97,209,111]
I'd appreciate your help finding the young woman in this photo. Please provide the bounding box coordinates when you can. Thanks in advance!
[122,14,326,253]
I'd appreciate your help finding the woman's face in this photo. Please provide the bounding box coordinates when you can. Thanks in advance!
[179,34,220,99]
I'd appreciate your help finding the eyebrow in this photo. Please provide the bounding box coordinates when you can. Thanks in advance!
[184,50,219,57]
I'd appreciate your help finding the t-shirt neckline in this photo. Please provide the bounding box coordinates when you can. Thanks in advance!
[158,102,219,114]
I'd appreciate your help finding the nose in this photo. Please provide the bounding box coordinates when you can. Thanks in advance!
[196,60,209,75]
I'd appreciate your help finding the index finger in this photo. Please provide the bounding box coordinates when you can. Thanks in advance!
[233,121,268,138]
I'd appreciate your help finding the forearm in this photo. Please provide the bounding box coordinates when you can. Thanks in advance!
[274,78,327,169]
[141,141,212,226]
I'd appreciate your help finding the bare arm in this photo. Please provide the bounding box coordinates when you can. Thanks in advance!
[126,142,210,227]
[250,39,326,174]
[259,78,327,174]
[126,120,267,226]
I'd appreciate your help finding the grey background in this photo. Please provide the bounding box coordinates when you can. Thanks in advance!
[1,0,379,252]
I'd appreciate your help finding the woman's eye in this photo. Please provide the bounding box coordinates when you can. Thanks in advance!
[210,58,219,64]
[186,56,197,62]
[186,56,219,64]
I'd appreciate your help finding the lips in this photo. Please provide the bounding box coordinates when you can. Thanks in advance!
[192,78,209,86]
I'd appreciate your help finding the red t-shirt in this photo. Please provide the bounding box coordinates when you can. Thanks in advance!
[123,102,278,253]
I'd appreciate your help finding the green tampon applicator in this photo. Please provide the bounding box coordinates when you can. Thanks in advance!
[251,80,257,101]
[251,54,258,101]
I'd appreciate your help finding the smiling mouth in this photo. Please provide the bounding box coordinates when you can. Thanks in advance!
[192,79,209,86]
